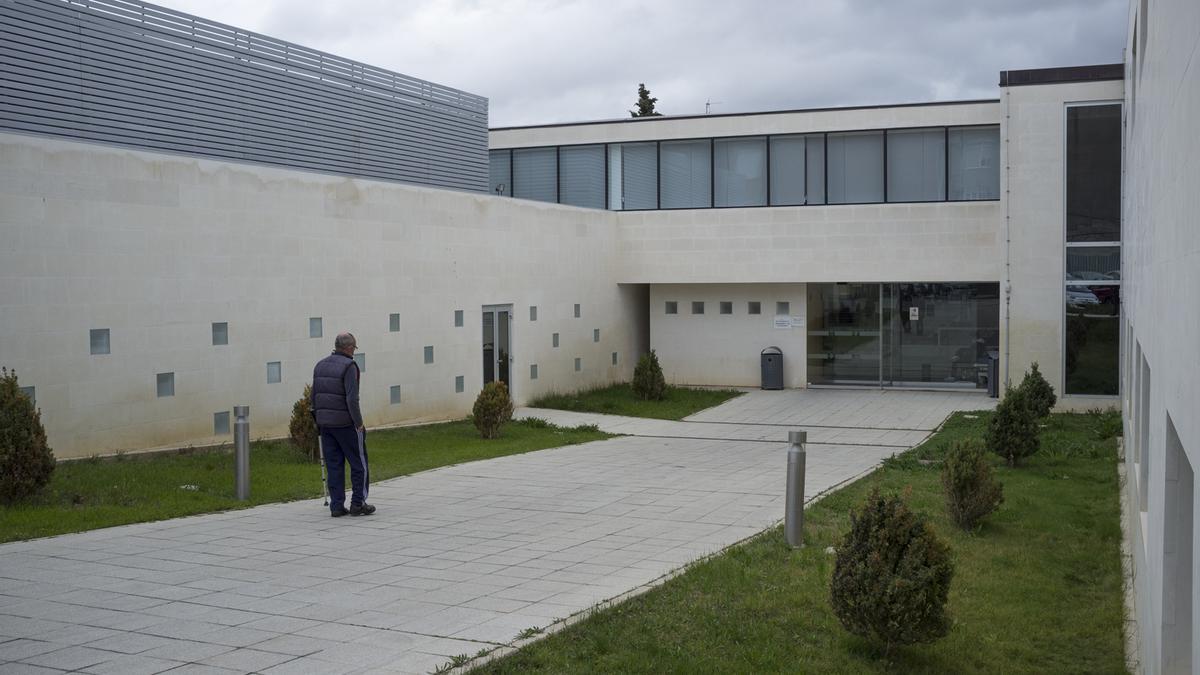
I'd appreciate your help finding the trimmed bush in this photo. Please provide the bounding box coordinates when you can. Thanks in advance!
[289,384,319,461]
[1018,362,1056,418]
[632,350,667,401]
[942,439,1004,530]
[0,368,56,503]
[986,385,1040,467]
[830,488,954,655]
[473,381,515,439]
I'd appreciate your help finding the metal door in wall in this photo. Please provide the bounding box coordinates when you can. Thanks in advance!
[482,305,513,394]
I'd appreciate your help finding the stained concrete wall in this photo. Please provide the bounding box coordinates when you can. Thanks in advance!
[0,133,635,459]
[1121,0,1200,671]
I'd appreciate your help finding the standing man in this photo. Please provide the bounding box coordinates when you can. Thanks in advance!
[311,332,375,517]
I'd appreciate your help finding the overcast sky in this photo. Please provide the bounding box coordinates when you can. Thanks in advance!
[153,0,1128,128]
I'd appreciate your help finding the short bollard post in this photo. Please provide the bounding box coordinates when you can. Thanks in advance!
[785,430,807,547]
[233,405,250,501]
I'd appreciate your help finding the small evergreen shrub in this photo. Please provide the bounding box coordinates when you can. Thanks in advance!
[473,381,514,439]
[830,488,954,654]
[289,384,319,461]
[632,350,666,401]
[941,439,1004,530]
[986,385,1040,467]
[0,368,56,503]
[1018,362,1056,418]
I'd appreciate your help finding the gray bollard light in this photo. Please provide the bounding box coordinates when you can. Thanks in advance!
[233,405,250,501]
[785,430,807,548]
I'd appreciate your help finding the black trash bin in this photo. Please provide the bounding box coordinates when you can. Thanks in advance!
[986,350,1000,398]
[761,346,783,390]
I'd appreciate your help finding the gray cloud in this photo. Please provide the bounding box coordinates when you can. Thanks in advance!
[155,0,1127,127]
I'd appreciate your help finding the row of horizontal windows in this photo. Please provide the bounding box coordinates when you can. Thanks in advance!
[490,125,1000,210]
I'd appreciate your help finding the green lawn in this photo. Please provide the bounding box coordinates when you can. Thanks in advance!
[529,383,743,420]
[0,419,610,543]
[475,411,1127,674]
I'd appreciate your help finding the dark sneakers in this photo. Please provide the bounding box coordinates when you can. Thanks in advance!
[349,503,376,516]
[330,507,350,518]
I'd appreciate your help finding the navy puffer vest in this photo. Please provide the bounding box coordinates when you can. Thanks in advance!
[312,352,357,428]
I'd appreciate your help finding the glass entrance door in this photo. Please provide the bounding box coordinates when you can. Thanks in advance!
[482,305,512,391]
[808,282,999,389]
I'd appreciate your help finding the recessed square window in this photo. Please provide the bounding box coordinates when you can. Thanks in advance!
[530,306,538,321]
[454,310,464,328]
[552,333,559,348]
[309,317,322,339]
[665,301,678,315]
[692,301,705,315]
[266,361,282,384]
[748,301,761,315]
[90,328,110,355]
[390,385,402,405]
[389,313,400,332]
[574,357,582,372]
[776,301,790,316]
[424,346,434,364]
[593,328,600,342]
[214,411,230,435]
[720,302,733,315]
[156,372,174,398]
[612,352,618,365]
[455,375,464,393]
[354,353,365,372]
[19,386,35,406]
[530,364,538,380]
[212,322,228,346]
[574,304,581,318]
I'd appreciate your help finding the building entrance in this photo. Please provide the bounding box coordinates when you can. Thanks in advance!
[482,305,513,392]
[807,282,999,388]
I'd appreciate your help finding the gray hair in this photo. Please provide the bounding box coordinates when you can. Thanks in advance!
[334,332,357,352]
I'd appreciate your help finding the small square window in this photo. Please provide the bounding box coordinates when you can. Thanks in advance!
[574,357,582,372]
[529,306,538,321]
[612,352,618,365]
[354,353,365,372]
[212,322,228,346]
[309,317,322,339]
[665,301,678,315]
[455,375,464,393]
[552,333,559,348]
[90,328,110,355]
[530,364,538,380]
[156,372,174,398]
[692,301,705,315]
[574,304,581,318]
[748,301,761,315]
[266,361,282,384]
[720,302,732,315]
[390,385,402,405]
[213,411,230,435]
[454,310,464,327]
[424,346,434,364]
[19,386,35,406]
[776,302,790,316]
[593,328,600,342]
[389,313,400,332]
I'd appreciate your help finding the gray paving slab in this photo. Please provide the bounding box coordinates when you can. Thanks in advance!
[0,389,988,673]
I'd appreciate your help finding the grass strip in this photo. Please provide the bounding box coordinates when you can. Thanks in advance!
[0,419,611,543]
[475,411,1126,674]
[529,383,743,421]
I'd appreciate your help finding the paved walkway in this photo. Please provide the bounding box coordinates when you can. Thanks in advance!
[0,389,991,674]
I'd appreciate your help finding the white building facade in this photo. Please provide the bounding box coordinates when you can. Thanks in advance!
[0,0,1196,669]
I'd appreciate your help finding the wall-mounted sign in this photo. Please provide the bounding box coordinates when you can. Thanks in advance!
[774,315,791,329]
[909,306,920,321]
[791,316,805,328]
